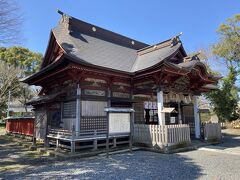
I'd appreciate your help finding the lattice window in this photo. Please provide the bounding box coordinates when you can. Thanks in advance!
[81,101,107,131]
[62,101,76,118]
[81,117,107,131]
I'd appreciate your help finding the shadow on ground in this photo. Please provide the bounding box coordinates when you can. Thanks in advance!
[0,134,204,180]
[220,133,240,148]
[197,130,240,156]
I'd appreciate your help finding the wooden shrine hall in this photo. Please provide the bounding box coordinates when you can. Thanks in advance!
[22,11,219,152]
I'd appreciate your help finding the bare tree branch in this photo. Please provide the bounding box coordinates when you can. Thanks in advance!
[0,61,21,112]
[0,0,23,46]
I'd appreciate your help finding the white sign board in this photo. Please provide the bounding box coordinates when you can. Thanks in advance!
[144,101,157,109]
[109,113,130,134]
[170,117,176,124]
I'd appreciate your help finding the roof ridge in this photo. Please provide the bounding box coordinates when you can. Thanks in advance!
[131,42,182,72]
[137,33,183,56]
[137,38,171,52]
[137,39,172,56]
[57,10,149,50]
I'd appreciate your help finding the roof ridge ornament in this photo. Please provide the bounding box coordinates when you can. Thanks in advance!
[183,51,201,62]
[191,51,201,61]
[57,9,64,16]
[57,9,73,35]
[171,32,183,47]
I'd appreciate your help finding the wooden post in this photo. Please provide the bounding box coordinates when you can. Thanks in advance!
[193,96,200,139]
[56,139,60,150]
[106,86,111,156]
[130,89,134,153]
[71,141,75,154]
[106,111,109,158]
[32,113,37,147]
[93,130,98,150]
[157,90,165,125]
[113,137,117,148]
[71,130,75,153]
[45,125,51,147]
[178,101,182,124]
[107,87,111,107]
[129,111,133,153]
[76,84,81,137]
[44,106,50,147]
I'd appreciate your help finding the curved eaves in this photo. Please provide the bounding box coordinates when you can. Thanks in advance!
[167,60,215,82]
[132,43,182,72]
[20,55,65,84]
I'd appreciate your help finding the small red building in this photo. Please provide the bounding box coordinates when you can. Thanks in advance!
[6,117,34,136]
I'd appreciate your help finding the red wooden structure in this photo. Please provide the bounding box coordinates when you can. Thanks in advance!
[6,117,34,136]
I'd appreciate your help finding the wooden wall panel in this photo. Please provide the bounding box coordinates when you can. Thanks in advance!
[134,102,145,124]
[35,107,47,140]
[61,118,74,131]
[182,105,194,124]
[81,101,107,116]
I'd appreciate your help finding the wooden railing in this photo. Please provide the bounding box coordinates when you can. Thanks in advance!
[204,123,222,141]
[48,128,107,139]
[133,124,191,147]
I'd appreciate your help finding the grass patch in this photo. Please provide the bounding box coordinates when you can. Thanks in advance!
[0,125,6,136]
[25,151,41,158]
[0,164,29,172]
[1,134,14,141]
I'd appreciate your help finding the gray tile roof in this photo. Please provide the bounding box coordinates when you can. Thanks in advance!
[53,23,138,72]
[52,14,184,73]
[26,91,64,105]
[22,13,220,87]
[132,43,182,72]
[177,59,207,70]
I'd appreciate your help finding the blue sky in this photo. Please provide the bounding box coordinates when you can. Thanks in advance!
[16,0,239,57]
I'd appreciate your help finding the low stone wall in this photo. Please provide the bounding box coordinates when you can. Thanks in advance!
[204,123,222,142]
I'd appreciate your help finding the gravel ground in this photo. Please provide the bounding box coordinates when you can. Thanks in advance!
[1,131,240,180]
[199,131,240,155]
[221,131,240,148]
[1,149,240,180]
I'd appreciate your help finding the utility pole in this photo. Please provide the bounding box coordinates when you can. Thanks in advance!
[7,90,11,117]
